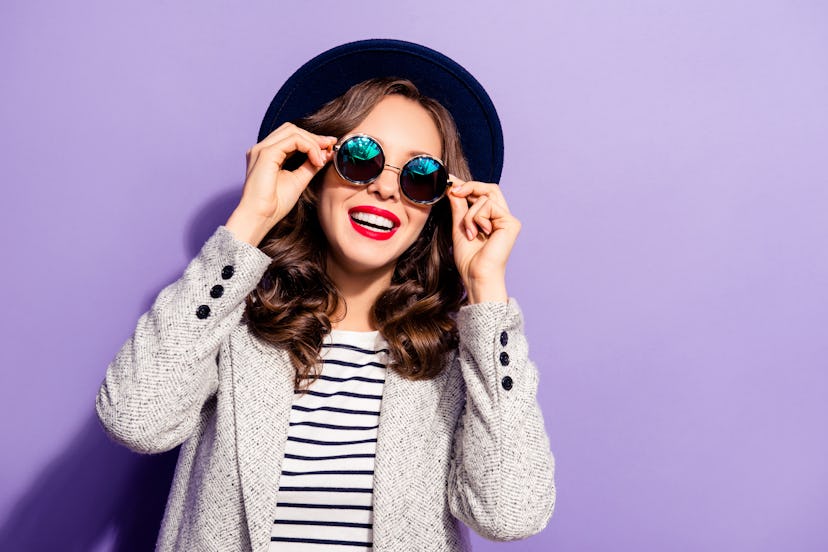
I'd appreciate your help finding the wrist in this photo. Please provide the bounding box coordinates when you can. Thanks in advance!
[225,208,274,247]
[465,278,508,304]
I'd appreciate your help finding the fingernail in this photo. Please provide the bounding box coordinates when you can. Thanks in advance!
[466,228,474,241]
[452,184,463,194]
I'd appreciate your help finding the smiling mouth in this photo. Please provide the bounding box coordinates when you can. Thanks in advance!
[349,211,396,232]
[347,207,400,241]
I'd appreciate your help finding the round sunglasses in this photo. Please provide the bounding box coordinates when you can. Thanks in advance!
[331,134,451,205]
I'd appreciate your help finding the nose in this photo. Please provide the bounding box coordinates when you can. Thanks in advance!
[366,164,401,200]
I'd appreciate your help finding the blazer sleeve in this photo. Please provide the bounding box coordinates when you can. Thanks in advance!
[447,298,557,541]
[95,225,273,455]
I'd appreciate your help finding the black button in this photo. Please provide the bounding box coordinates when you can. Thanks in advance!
[501,376,513,391]
[196,305,211,319]
[221,265,235,280]
[210,284,224,298]
[500,331,508,347]
[499,351,510,366]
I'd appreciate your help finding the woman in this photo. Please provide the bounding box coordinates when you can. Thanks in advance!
[96,39,556,551]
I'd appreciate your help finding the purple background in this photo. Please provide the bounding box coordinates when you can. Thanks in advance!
[2,1,827,550]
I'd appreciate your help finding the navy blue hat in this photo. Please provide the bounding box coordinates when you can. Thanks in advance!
[258,39,504,183]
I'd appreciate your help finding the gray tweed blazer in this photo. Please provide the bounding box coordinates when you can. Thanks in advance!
[95,225,556,551]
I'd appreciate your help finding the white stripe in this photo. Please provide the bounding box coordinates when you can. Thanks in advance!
[270,330,388,551]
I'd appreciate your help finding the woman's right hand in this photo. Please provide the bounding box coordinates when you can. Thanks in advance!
[226,123,337,246]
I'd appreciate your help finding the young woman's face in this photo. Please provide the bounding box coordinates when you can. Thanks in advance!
[317,94,442,278]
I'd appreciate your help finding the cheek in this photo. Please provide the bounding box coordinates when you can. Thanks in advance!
[316,192,338,240]
[407,206,432,234]
[316,177,343,232]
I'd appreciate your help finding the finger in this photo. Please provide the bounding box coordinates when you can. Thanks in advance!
[449,176,495,240]
[250,124,336,168]
[448,175,484,205]
[251,134,330,189]
[484,200,522,256]
[449,178,499,198]
[258,122,337,150]
[447,182,472,241]
[472,201,494,235]
[472,191,521,239]
[485,200,522,247]
[248,129,322,178]
[449,178,509,212]
[463,195,489,240]
[291,148,330,187]
[264,133,330,169]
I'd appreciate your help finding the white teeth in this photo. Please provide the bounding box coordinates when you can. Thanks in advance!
[350,211,395,231]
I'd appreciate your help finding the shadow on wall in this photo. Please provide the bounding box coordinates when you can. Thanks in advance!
[0,413,179,551]
[0,185,245,551]
[142,186,245,312]
[183,187,246,261]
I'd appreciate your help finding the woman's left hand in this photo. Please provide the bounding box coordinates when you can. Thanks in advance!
[447,176,521,304]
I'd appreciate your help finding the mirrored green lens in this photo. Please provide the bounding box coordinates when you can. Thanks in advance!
[401,156,447,203]
[338,136,384,182]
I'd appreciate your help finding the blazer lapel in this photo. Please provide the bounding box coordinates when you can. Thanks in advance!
[230,326,452,551]
[232,329,295,551]
[372,364,449,551]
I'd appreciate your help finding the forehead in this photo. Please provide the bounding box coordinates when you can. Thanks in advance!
[348,95,442,159]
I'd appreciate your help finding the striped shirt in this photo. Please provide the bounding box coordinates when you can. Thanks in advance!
[270,329,389,550]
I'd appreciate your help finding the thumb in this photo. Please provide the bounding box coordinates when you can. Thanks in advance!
[291,150,330,189]
[447,176,470,238]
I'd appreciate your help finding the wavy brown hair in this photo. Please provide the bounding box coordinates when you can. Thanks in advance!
[243,77,472,392]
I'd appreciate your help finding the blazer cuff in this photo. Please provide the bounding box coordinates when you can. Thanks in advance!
[456,298,538,401]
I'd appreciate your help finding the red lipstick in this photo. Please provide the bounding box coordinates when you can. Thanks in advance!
[348,206,400,241]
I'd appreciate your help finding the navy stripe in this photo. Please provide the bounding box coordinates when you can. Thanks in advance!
[282,469,374,476]
[287,435,377,446]
[270,536,372,547]
[275,334,383,548]
[322,342,389,355]
[295,389,383,400]
[289,421,380,431]
[274,519,373,529]
[323,359,386,369]
[284,452,375,461]
[277,502,373,511]
[299,374,385,384]
[292,404,379,416]
[280,486,373,493]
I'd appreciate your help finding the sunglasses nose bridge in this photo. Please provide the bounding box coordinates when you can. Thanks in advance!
[365,163,403,200]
